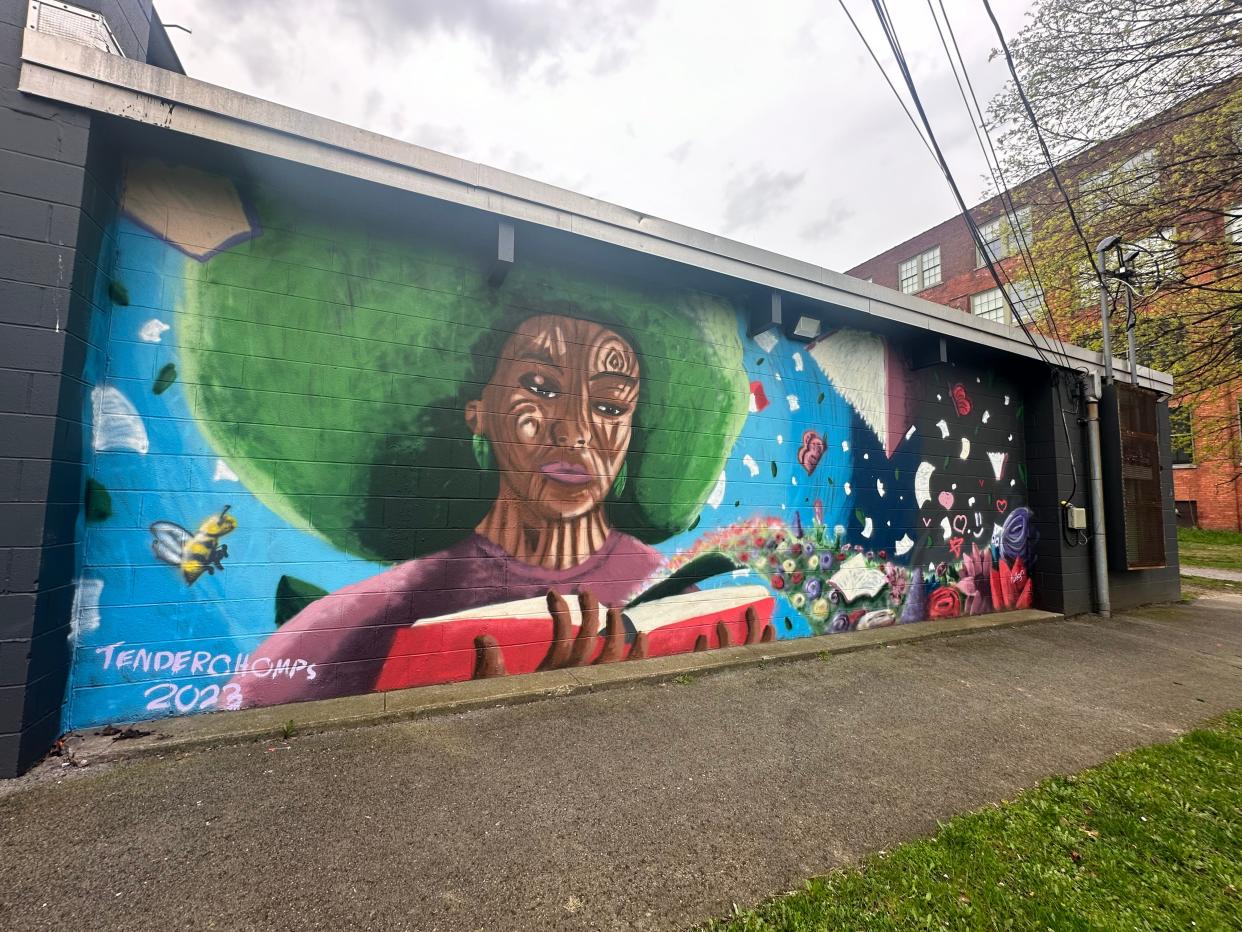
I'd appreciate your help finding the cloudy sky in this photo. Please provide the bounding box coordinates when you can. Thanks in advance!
[155,0,1035,272]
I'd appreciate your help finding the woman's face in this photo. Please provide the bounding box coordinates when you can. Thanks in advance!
[466,315,639,521]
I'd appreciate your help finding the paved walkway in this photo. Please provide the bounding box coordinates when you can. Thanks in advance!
[1181,564,1242,582]
[2,599,1240,932]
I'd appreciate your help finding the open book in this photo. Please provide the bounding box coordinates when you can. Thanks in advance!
[375,585,774,692]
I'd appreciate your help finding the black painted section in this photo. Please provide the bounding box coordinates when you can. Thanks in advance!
[0,0,150,776]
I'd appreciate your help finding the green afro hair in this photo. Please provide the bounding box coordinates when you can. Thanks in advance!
[179,193,749,563]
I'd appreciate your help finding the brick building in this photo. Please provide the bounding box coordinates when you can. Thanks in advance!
[847,84,1242,531]
[0,0,1179,777]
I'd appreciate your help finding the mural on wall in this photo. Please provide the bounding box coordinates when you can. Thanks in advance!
[65,158,1035,728]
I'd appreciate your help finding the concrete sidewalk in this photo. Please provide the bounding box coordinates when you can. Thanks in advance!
[2,598,1240,932]
[1181,564,1242,582]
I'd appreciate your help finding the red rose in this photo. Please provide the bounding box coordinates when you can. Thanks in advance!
[928,586,963,619]
[772,575,786,590]
[791,571,804,584]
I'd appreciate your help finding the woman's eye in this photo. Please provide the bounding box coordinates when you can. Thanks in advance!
[594,402,627,417]
[521,375,559,398]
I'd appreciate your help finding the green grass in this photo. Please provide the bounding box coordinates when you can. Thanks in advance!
[1181,574,1242,595]
[706,711,1242,931]
[1178,528,1242,571]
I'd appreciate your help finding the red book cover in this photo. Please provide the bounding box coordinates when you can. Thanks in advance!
[376,586,775,691]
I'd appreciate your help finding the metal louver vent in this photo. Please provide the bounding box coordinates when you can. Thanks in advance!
[27,0,123,57]
[1101,382,1168,570]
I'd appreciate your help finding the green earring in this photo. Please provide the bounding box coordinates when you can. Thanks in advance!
[611,461,627,497]
[472,433,493,470]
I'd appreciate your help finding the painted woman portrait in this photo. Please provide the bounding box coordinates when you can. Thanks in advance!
[178,198,751,707]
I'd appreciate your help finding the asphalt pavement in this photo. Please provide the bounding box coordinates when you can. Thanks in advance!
[2,597,1240,931]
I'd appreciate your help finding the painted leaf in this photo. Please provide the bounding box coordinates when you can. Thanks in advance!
[274,575,329,628]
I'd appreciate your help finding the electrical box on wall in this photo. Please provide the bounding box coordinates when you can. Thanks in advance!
[1099,382,1168,570]
[1063,503,1088,530]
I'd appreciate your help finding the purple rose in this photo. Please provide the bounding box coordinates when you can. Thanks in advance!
[803,577,822,600]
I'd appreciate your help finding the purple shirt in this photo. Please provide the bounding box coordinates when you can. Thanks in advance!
[232,531,663,707]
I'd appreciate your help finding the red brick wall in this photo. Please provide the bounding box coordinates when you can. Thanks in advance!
[1172,385,1242,531]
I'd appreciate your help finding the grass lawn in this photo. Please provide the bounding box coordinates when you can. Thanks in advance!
[1178,528,1242,570]
[1181,575,1242,596]
[706,711,1242,930]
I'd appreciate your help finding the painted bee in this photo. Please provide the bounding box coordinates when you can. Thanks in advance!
[150,505,238,585]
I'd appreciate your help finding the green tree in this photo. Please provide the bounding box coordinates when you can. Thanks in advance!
[986,0,1242,461]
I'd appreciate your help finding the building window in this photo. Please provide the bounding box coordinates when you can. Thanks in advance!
[1226,205,1242,247]
[1008,280,1045,323]
[1132,228,1177,284]
[1170,406,1194,465]
[970,288,1007,324]
[976,208,1031,266]
[898,246,941,294]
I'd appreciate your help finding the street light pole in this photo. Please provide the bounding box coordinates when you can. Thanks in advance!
[1095,236,1120,385]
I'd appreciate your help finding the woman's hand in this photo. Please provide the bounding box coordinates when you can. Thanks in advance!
[472,589,772,679]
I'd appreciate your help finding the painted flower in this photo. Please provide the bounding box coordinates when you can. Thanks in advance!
[803,577,822,600]
[899,568,927,623]
[928,585,963,619]
[829,612,852,633]
[791,571,804,585]
[827,584,842,605]
[772,575,786,590]
[782,558,797,574]
[990,556,1033,610]
[792,511,804,539]
[884,564,909,606]
[791,593,806,609]
[957,543,993,615]
[807,554,820,570]
[1001,507,1034,562]
[811,597,830,620]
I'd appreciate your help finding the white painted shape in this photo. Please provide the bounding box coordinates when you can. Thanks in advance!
[982,410,991,423]
[876,478,885,497]
[914,462,935,508]
[940,516,953,540]
[844,482,852,496]
[861,517,873,539]
[959,437,971,459]
[70,578,104,643]
[841,440,849,452]
[987,451,1007,481]
[895,533,914,556]
[213,459,239,482]
[707,471,726,508]
[742,454,760,477]
[91,385,149,454]
[936,419,950,438]
[786,393,800,412]
[905,425,916,441]
[138,318,170,343]
[807,329,890,451]
[754,330,778,353]
[793,352,804,371]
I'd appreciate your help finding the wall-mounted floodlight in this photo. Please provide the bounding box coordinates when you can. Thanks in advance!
[747,292,783,338]
[791,315,822,341]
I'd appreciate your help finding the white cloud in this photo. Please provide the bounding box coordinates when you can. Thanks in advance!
[158,0,1033,271]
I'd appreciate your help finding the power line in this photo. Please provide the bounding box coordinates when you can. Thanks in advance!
[834,0,939,167]
[863,0,1058,370]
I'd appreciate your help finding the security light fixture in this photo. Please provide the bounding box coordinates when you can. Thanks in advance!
[792,315,822,340]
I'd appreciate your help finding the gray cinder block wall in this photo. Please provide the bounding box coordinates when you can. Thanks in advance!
[0,0,173,777]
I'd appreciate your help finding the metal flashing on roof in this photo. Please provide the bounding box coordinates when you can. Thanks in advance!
[26,0,123,57]
[15,29,1172,391]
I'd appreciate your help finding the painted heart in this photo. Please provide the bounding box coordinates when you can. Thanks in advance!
[996,498,1008,513]
[797,429,826,475]
[937,490,955,510]
[950,382,972,416]
[948,536,964,558]
[952,514,968,534]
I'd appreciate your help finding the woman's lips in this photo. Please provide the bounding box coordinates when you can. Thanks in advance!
[539,461,594,485]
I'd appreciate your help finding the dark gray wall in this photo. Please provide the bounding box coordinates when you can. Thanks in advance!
[0,0,153,776]
[1024,370,1180,618]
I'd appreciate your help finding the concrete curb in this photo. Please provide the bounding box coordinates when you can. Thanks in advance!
[70,608,1062,765]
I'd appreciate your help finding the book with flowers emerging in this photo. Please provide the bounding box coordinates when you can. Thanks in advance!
[375,584,775,691]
